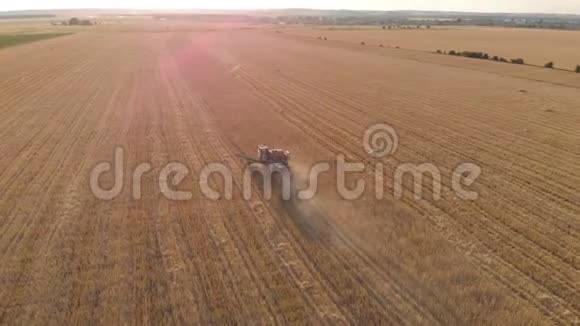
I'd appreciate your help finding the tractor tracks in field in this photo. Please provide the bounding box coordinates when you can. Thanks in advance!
[162,44,442,324]
[233,66,579,324]
[0,37,177,323]
[278,73,580,248]
[253,67,579,241]
[235,69,472,323]
[282,73,580,245]
[210,70,456,324]
[0,35,117,140]
[163,56,351,324]
[270,68,580,216]
[159,64,283,325]
[158,51,325,323]
[268,69,573,308]
[1,30,577,324]
[302,78,576,320]
[0,46,116,322]
[0,61,106,249]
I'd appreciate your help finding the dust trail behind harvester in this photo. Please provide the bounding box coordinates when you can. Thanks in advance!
[275,161,338,244]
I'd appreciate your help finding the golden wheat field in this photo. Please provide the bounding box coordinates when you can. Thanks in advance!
[287,25,580,71]
[0,20,579,325]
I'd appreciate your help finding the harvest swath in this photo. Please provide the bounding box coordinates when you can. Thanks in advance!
[0,22,578,325]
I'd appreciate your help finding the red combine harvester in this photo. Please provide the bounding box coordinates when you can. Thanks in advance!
[239,145,290,167]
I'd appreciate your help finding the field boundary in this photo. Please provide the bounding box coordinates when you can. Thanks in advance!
[271,30,580,90]
[0,33,73,50]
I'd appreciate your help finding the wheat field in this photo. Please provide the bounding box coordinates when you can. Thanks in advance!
[0,21,578,324]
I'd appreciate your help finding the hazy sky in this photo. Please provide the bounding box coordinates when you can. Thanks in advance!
[3,0,580,14]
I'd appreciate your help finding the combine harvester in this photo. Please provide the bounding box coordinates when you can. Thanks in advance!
[239,145,291,167]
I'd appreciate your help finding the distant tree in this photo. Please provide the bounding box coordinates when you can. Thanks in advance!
[426,25,431,29]
[382,25,386,30]
[500,57,508,62]
[460,51,485,59]
[69,17,80,25]
[511,58,525,65]
[436,50,442,54]
[544,62,554,68]
[68,17,92,26]
[361,41,366,45]
[576,65,580,73]
[492,56,499,61]
[449,50,457,55]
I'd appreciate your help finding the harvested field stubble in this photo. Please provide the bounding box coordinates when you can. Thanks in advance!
[287,26,580,70]
[0,23,578,325]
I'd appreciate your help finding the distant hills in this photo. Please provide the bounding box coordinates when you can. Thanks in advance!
[1,9,579,29]
[2,8,580,18]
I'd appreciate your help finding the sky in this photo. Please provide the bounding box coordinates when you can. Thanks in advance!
[2,0,580,14]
